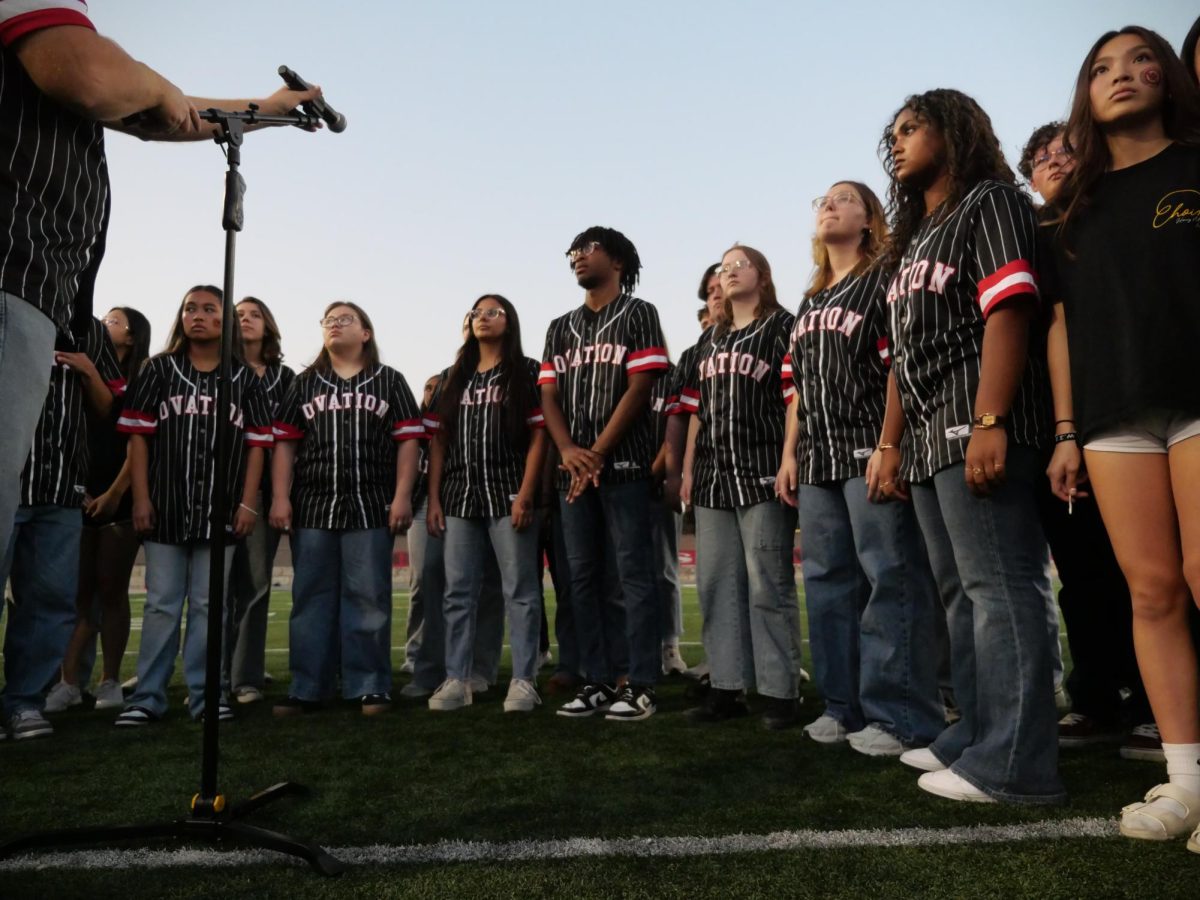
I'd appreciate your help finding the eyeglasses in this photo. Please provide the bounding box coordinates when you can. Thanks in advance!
[101,317,128,331]
[565,241,601,264]
[812,192,862,213]
[717,259,754,275]
[1032,146,1071,171]
[468,307,507,321]
[319,314,358,329]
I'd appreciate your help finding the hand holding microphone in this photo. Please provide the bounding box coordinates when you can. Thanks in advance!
[277,66,347,133]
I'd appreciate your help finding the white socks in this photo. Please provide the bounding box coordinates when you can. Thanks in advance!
[1164,742,1200,795]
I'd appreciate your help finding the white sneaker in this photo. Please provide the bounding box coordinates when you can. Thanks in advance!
[899,747,947,772]
[428,679,472,711]
[468,674,490,694]
[538,650,554,670]
[43,681,82,714]
[661,643,687,675]
[848,723,907,757]
[121,674,138,690]
[399,682,433,699]
[799,667,811,683]
[1054,684,1071,716]
[10,708,54,739]
[398,660,415,676]
[803,714,849,744]
[917,768,996,803]
[234,686,264,705]
[93,679,124,710]
[503,679,541,713]
[684,660,710,681]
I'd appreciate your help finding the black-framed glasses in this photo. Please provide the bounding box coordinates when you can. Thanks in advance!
[319,314,357,329]
[468,307,507,321]
[565,241,601,264]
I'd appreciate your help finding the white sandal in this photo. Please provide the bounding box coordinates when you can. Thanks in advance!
[1120,783,1200,841]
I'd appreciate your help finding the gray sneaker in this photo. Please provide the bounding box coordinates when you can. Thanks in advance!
[848,723,907,757]
[803,714,849,744]
[43,681,82,714]
[10,708,54,740]
[399,682,433,700]
[428,679,472,711]
[93,679,125,710]
[503,679,542,713]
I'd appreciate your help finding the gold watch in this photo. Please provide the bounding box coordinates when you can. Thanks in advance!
[972,413,1006,430]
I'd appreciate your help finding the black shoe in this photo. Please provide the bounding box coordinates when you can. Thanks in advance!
[684,672,712,702]
[361,693,392,716]
[685,688,749,723]
[557,683,617,718]
[606,685,657,721]
[762,697,802,731]
[273,696,321,718]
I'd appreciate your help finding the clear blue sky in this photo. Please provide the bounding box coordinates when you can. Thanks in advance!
[88,1,1197,383]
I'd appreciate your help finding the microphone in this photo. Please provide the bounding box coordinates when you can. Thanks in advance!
[278,66,347,133]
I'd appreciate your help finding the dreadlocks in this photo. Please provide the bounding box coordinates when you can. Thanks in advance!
[569,226,642,295]
[879,89,1016,271]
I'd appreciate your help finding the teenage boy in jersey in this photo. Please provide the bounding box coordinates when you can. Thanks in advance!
[1,316,123,739]
[0,2,321,555]
[540,226,669,721]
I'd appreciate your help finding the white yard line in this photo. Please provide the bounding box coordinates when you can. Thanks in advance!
[0,817,1116,871]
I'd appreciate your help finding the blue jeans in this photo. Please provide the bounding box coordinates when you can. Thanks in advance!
[694,500,803,699]
[798,478,944,744]
[1,506,82,716]
[225,492,283,690]
[126,541,234,718]
[653,501,683,642]
[0,292,55,555]
[559,479,659,686]
[288,528,394,700]
[910,446,1065,804]
[443,516,541,682]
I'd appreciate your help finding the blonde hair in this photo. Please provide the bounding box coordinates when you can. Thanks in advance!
[805,181,888,298]
[716,244,783,336]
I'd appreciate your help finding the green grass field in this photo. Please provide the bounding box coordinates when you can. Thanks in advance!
[0,586,1195,898]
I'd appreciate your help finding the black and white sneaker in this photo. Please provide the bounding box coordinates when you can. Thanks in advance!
[557,683,617,718]
[115,706,160,728]
[605,685,656,722]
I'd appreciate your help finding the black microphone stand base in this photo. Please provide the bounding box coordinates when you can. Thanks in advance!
[0,783,346,876]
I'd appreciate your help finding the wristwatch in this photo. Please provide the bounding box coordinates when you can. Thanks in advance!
[972,413,1007,430]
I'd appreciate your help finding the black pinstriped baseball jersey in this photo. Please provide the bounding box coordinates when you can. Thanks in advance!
[538,294,668,489]
[648,360,676,451]
[117,353,272,544]
[252,362,295,501]
[21,316,123,507]
[664,336,708,420]
[273,364,422,530]
[0,2,109,332]
[784,267,892,484]
[887,180,1049,482]
[679,309,795,508]
[424,357,545,519]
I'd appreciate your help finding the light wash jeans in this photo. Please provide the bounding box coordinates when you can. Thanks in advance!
[798,477,944,744]
[125,541,234,718]
[443,515,542,682]
[653,500,683,642]
[1,506,82,717]
[288,527,394,700]
[910,446,1065,804]
[694,500,803,699]
[224,491,283,691]
[0,292,55,555]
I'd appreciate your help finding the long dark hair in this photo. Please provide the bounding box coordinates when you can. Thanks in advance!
[1183,15,1200,87]
[879,89,1016,270]
[306,301,381,375]
[435,294,536,450]
[806,181,889,298]
[160,284,244,361]
[115,306,151,381]
[1058,26,1200,235]
[238,296,284,364]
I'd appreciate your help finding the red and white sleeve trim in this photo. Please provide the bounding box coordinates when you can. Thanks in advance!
[392,418,424,441]
[876,337,891,368]
[272,421,305,442]
[626,347,669,373]
[116,409,156,435]
[977,259,1038,318]
[537,361,557,386]
[422,412,441,434]
[780,353,794,386]
[0,2,94,46]
[678,387,700,414]
[526,408,546,429]
[106,376,128,398]
[782,383,797,406]
[244,426,274,447]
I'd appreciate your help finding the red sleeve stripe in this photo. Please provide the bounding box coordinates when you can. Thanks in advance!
[116,410,156,434]
[876,337,891,368]
[782,384,797,405]
[272,421,305,441]
[392,419,424,441]
[780,353,793,378]
[422,414,441,433]
[537,361,558,385]
[978,259,1037,317]
[0,3,95,46]
[245,428,274,447]
[107,377,128,397]
[526,408,545,428]
[626,348,669,373]
[678,388,700,412]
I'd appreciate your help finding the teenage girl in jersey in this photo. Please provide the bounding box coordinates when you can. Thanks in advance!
[680,244,804,729]
[777,182,944,755]
[1044,26,1200,846]
[116,287,270,726]
[270,301,421,717]
[424,294,548,713]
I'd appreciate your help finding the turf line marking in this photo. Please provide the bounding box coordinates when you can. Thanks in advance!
[0,817,1116,871]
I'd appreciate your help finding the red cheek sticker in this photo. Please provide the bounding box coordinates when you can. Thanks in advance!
[1141,67,1162,86]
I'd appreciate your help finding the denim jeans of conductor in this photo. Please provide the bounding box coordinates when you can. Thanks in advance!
[443,515,542,682]
[1,506,82,717]
[559,478,659,686]
[798,477,944,744]
[288,527,394,700]
[694,499,803,699]
[653,500,684,642]
[125,541,234,719]
[0,292,56,556]
[910,445,1065,804]
[225,492,283,691]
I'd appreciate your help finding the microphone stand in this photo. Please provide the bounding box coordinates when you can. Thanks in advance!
[0,107,345,877]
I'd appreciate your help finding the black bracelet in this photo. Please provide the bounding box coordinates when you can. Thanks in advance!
[1054,419,1075,426]
[1053,432,1078,444]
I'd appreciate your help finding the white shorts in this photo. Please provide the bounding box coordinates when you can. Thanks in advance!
[1083,409,1200,454]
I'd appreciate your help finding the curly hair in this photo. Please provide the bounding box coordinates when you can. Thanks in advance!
[568,226,642,295]
[1017,121,1065,182]
[1184,15,1200,87]
[878,89,1016,270]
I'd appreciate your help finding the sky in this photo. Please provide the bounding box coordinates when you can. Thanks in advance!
[88,1,1197,384]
